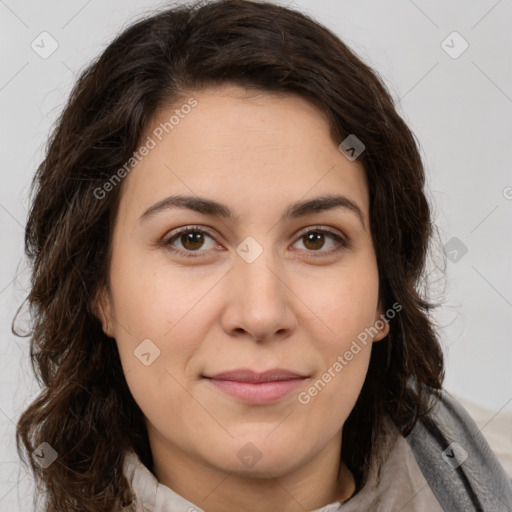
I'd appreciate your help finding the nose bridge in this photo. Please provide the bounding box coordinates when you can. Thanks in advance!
[249,259,282,296]
[236,239,285,306]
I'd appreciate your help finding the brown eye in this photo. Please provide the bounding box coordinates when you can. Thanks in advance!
[293,228,348,256]
[164,227,217,258]
[179,231,206,251]
[302,231,326,251]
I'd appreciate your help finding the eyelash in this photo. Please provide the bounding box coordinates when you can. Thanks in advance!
[162,225,349,259]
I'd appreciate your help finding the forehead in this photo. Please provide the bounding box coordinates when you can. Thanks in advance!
[117,85,369,225]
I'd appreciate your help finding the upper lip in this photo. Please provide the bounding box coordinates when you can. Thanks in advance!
[203,368,307,382]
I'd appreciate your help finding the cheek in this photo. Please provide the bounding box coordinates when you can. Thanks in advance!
[107,265,210,408]
[294,258,379,406]
[294,256,380,340]
[107,255,224,390]
[297,336,373,433]
[108,247,219,344]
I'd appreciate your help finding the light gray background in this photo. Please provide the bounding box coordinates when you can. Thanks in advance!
[1,0,511,509]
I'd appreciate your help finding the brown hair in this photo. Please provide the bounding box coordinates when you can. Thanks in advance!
[15,1,444,510]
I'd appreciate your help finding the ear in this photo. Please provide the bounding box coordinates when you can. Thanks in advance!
[91,286,115,338]
[373,308,390,342]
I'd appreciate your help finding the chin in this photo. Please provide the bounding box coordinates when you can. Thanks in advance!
[218,452,302,479]
[208,434,305,476]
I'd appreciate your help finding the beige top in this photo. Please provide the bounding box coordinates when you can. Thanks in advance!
[121,417,444,512]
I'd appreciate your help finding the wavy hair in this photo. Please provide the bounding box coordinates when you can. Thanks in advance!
[15,1,444,510]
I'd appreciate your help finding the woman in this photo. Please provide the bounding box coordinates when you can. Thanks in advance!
[15,1,512,511]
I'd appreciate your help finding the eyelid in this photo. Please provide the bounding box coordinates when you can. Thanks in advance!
[295,224,346,241]
[162,224,349,258]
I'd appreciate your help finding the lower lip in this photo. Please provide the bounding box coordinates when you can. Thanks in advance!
[205,378,305,404]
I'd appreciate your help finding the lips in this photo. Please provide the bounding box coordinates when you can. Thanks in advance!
[202,368,308,404]
[204,368,307,382]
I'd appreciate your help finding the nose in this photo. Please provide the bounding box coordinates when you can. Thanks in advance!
[220,247,297,342]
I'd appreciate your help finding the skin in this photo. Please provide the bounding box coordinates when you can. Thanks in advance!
[94,84,389,512]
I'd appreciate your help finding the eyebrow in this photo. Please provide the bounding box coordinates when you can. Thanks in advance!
[138,193,365,228]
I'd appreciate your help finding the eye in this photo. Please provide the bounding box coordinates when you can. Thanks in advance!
[291,226,348,257]
[163,225,219,258]
[162,225,348,259]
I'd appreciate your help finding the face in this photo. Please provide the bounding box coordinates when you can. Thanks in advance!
[95,84,388,483]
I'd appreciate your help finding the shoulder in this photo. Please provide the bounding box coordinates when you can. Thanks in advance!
[404,387,512,512]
